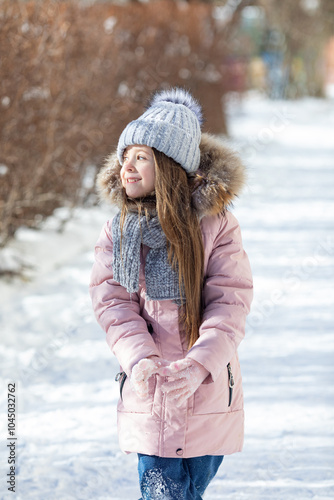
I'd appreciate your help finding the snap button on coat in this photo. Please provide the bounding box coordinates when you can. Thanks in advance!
[176,448,183,456]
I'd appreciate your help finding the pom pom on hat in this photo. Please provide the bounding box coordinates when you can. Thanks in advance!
[117,87,203,173]
[147,87,204,128]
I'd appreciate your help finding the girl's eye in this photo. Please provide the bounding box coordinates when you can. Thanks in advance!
[138,155,146,160]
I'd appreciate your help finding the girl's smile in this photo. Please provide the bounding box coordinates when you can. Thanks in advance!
[120,145,155,198]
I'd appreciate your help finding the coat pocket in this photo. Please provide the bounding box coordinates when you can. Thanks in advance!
[192,362,242,415]
[116,371,157,414]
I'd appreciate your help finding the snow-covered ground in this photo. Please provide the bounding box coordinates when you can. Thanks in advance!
[0,93,333,499]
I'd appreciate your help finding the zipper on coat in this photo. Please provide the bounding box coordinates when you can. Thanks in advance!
[227,363,234,407]
[115,325,152,402]
[159,379,167,456]
[115,371,127,401]
[147,323,154,334]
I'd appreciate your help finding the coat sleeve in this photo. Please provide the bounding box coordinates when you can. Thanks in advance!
[89,220,160,376]
[187,211,253,382]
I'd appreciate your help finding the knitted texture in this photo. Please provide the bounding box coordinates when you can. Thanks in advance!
[112,212,184,303]
[117,88,202,173]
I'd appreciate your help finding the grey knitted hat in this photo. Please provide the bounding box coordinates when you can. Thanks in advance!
[117,88,203,173]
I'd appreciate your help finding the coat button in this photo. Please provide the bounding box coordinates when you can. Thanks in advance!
[176,448,183,456]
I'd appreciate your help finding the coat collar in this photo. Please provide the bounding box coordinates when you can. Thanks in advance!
[96,133,246,218]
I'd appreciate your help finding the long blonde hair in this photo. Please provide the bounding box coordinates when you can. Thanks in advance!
[120,148,204,349]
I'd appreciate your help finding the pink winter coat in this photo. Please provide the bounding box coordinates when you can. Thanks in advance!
[89,133,253,458]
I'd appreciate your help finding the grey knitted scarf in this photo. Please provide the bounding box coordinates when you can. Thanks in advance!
[112,212,184,303]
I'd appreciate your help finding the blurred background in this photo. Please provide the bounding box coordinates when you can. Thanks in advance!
[0,0,333,251]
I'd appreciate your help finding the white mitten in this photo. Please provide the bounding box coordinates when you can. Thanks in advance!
[159,358,210,407]
[131,357,170,400]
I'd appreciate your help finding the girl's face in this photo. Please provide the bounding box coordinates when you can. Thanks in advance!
[120,145,156,198]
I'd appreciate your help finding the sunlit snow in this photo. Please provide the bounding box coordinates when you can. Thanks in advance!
[0,93,333,499]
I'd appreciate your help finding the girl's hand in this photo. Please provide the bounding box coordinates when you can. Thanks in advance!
[159,358,210,407]
[130,356,169,400]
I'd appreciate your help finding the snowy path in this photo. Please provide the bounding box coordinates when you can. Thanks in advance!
[0,95,333,499]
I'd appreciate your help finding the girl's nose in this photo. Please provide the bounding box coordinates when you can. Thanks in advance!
[124,159,135,170]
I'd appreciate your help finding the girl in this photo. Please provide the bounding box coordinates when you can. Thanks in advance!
[90,88,253,499]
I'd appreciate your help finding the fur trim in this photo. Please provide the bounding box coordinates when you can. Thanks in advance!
[191,133,246,218]
[96,151,123,208]
[97,133,246,217]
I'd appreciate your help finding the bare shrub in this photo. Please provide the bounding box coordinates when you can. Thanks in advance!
[0,0,234,246]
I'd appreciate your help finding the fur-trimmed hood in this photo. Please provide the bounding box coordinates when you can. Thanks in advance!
[96,133,246,218]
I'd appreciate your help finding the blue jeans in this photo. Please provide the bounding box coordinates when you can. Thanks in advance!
[138,454,224,500]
